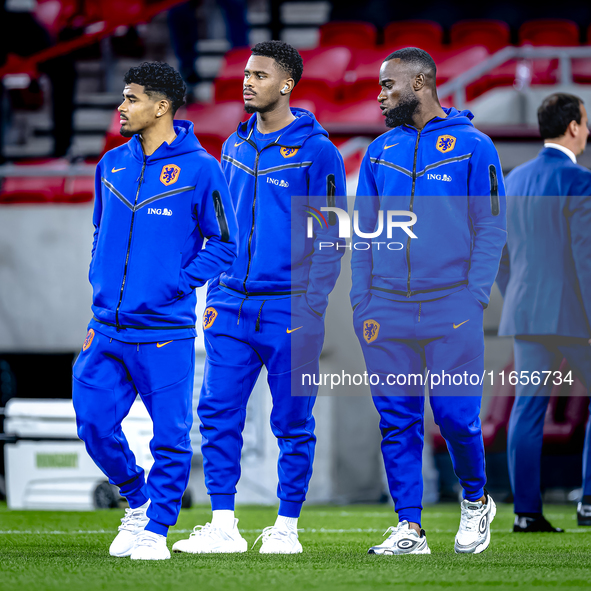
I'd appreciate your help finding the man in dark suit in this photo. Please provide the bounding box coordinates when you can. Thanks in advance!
[497,93,591,532]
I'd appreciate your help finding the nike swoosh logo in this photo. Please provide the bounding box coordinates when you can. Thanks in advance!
[234,141,245,147]
[384,143,399,150]
[111,167,126,173]
[156,341,173,348]
[286,326,303,333]
[453,320,470,329]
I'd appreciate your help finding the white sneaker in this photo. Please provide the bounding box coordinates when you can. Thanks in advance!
[129,531,171,560]
[172,519,247,554]
[455,492,497,554]
[253,526,303,554]
[109,505,150,557]
[367,521,430,555]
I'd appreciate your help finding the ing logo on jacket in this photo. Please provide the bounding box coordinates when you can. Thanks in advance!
[203,307,218,330]
[280,147,299,158]
[160,164,181,186]
[436,135,456,153]
[363,319,380,344]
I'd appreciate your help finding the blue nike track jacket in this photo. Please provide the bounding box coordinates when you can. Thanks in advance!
[218,107,347,315]
[88,120,238,342]
[351,108,507,309]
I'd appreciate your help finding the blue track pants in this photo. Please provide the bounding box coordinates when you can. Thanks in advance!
[198,288,323,517]
[73,329,195,536]
[508,336,591,514]
[354,287,486,526]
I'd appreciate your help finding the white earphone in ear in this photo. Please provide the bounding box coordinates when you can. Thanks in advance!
[281,85,289,94]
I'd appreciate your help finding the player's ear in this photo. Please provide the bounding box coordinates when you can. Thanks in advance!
[280,78,295,96]
[413,73,425,92]
[156,99,172,118]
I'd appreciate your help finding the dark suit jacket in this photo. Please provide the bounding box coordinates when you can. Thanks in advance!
[496,147,591,337]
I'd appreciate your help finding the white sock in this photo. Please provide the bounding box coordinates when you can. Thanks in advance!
[275,515,298,531]
[212,510,235,531]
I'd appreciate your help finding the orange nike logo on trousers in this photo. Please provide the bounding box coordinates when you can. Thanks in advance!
[156,341,173,348]
[286,327,302,333]
[453,320,470,329]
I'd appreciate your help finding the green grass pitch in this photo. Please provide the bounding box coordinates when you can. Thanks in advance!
[1,502,590,590]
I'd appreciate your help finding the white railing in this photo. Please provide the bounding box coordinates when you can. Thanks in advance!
[438,46,591,109]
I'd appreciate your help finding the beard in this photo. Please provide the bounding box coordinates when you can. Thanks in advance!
[119,126,135,138]
[384,91,420,128]
[244,96,279,115]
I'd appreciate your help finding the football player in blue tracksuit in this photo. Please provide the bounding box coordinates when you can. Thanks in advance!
[173,41,347,555]
[497,93,591,532]
[72,63,238,561]
[351,48,506,555]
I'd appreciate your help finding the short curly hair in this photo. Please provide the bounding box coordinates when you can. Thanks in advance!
[123,62,186,114]
[251,40,304,86]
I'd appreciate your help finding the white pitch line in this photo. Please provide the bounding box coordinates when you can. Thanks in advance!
[1,528,589,535]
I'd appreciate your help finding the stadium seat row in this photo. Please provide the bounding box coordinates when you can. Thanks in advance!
[320,19,591,52]
[0,159,95,204]
[214,44,591,108]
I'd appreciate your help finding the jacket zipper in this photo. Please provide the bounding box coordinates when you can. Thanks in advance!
[407,129,421,297]
[241,137,299,294]
[115,154,146,329]
[212,190,230,241]
[243,143,259,294]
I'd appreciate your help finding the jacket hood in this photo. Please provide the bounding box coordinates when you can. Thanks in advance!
[237,107,329,147]
[128,119,204,162]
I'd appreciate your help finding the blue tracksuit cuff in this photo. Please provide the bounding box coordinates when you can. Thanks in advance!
[127,489,149,509]
[278,500,303,518]
[210,493,235,511]
[145,520,169,537]
[464,488,485,503]
[398,508,422,527]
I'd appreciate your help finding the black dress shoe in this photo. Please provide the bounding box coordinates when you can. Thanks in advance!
[577,503,591,526]
[513,514,564,532]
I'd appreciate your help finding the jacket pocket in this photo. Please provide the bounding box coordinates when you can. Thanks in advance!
[489,164,500,216]
[326,173,337,226]
[212,190,230,242]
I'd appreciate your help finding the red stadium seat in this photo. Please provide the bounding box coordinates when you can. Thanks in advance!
[383,20,443,53]
[319,21,377,48]
[35,0,79,37]
[184,101,246,161]
[295,47,352,103]
[435,46,491,84]
[466,58,559,101]
[450,20,511,52]
[341,49,388,103]
[0,159,69,204]
[519,19,580,46]
[102,110,129,156]
[342,47,491,103]
[573,58,591,84]
[214,47,256,102]
[60,177,95,203]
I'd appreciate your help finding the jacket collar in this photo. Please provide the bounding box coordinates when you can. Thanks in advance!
[542,143,577,164]
[127,120,204,163]
[235,107,328,148]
